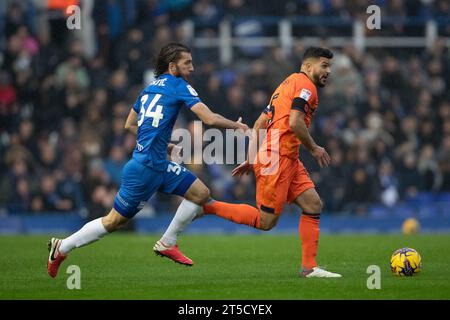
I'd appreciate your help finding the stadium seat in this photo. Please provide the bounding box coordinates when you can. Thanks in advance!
[393,204,416,219]
[368,205,390,219]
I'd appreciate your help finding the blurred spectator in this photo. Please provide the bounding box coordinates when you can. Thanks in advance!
[103,145,127,186]
[394,116,418,160]
[88,56,110,88]
[0,71,17,132]
[381,56,406,95]
[264,46,295,90]
[108,68,129,104]
[377,160,399,208]
[16,25,39,57]
[38,140,58,171]
[114,28,146,84]
[317,148,347,212]
[343,167,379,215]
[31,173,74,212]
[136,0,169,30]
[55,55,90,90]
[246,59,271,93]
[397,153,420,198]
[83,158,112,199]
[248,90,269,124]
[434,0,450,36]
[418,144,442,192]
[200,74,226,115]
[0,158,36,210]
[193,0,223,24]
[224,84,246,120]
[164,0,193,22]
[4,2,30,39]
[10,178,33,212]
[437,135,450,191]
[88,184,115,219]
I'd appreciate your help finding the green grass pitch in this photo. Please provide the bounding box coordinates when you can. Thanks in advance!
[1,233,449,299]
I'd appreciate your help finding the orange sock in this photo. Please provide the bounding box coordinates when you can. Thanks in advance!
[203,200,261,229]
[299,213,320,270]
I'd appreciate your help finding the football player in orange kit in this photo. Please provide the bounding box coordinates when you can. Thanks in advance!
[203,47,342,278]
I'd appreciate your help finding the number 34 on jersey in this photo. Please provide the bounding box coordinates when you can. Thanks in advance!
[137,94,164,127]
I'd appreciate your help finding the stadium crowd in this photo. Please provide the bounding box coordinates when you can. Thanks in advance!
[0,0,449,218]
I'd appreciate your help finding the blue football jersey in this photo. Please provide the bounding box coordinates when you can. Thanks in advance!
[131,74,201,171]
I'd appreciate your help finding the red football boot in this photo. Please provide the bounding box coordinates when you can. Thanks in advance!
[153,240,193,266]
[47,238,67,278]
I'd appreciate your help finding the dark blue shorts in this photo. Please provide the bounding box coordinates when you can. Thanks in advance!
[114,159,197,218]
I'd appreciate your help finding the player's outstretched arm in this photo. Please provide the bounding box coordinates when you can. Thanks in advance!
[232,112,267,177]
[191,102,249,131]
[289,109,331,168]
[124,109,138,135]
[248,112,268,161]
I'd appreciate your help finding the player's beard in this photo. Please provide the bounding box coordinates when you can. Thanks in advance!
[314,72,325,87]
[175,65,189,81]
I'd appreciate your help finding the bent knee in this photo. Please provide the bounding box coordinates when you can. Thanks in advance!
[259,223,275,231]
[259,215,278,231]
[198,187,211,203]
[102,212,128,232]
[190,186,211,205]
[102,220,126,232]
[304,198,323,213]
[313,198,323,212]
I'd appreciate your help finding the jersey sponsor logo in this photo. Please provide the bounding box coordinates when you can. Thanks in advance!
[186,85,198,97]
[136,142,144,151]
[299,88,312,101]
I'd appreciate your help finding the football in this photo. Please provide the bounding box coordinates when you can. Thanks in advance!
[390,247,422,276]
[402,218,420,235]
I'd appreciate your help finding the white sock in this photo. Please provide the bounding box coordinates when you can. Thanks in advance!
[160,200,201,246]
[59,218,108,254]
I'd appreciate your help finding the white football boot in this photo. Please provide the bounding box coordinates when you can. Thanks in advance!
[300,267,342,278]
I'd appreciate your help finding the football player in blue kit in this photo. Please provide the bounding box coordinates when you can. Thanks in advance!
[47,43,249,277]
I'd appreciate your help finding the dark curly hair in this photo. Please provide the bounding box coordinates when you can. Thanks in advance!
[154,43,191,78]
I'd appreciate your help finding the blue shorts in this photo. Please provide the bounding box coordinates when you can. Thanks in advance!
[113,159,197,218]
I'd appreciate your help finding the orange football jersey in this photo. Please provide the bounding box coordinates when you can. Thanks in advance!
[260,72,318,159]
